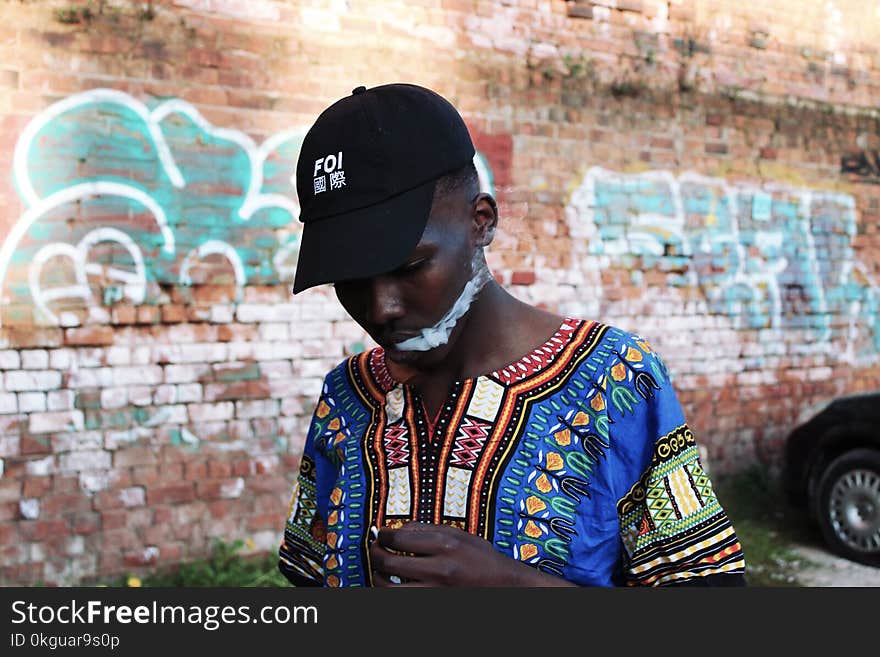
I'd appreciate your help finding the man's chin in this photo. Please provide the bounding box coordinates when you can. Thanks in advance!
[382,347,422,384]
[382,343,454,384]
[382,344,419,363]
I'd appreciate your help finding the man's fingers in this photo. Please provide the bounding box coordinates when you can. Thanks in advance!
[377,522,458,555]
[370,539,448,585]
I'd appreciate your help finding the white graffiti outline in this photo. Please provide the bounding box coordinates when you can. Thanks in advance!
[29,227,146,325]
[568,166,878,363]
[150,99,304,221]
[27,243,88,324]
[179,240,245,290]
[4,89,308,326]
[13,88,185,206]
[0,181,173,326]
[6,89,497,326]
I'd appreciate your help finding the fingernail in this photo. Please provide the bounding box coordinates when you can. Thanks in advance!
[369,526,379,543]
[389,575,402,585]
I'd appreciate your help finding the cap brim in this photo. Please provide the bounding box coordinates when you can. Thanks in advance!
[291,178,437,294]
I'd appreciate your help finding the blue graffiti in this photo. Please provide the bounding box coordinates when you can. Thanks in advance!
[571,167,879,360]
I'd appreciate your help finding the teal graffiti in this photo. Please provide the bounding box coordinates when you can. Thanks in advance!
[570,167,879,361]
[4,88,496,327]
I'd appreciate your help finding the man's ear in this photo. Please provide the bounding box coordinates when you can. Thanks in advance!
[472,193,498,247]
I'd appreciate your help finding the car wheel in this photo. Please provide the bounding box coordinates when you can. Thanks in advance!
[816,448,880,567]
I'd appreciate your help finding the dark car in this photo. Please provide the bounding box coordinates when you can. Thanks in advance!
[783,391,880,567]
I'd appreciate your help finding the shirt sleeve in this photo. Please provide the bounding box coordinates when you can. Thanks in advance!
[277,378,339,586]
[605,331,747,586]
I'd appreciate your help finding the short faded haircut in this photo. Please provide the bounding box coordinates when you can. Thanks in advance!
[434,160,479,201]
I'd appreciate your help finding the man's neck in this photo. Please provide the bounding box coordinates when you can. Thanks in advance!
[409,281,565,417]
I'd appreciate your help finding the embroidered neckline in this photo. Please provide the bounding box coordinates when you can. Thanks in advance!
[367,317,583,391]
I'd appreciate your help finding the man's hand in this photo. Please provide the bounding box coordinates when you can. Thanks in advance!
[368,522,575,587]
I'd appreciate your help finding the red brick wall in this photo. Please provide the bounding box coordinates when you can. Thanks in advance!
[1,0,878,585]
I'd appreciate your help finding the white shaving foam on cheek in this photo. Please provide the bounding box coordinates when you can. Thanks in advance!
[394,257,492,352]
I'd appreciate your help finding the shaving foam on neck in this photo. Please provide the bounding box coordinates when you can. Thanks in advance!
[394,256,492,352]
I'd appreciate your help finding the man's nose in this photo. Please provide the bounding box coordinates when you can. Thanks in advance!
[366,275,405,326]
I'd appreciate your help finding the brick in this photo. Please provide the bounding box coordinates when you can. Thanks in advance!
[617,0,643,11]
[17,392,46,412]
[64,326,114,346]
[197,477,245,499]
[160,343,228,364]
[18,519,68,542]
[50,431,102,453]
[48,349,73,370]
[101,510,128,531]
[0,393,17,414]
[161,304,186,323]
[147,484,196,505]
[100,387,128,409]
[258,322,289,340]
[183,460,208,480]
[185,304,213,322]
[213,361,261,382]
[176,384,203,403]
[4,370,62,391]
[129,386,153,406]
[123,546,160,567]
[0,350,20,369]
[20,349,49,369]
[47,389,75,411]
[187,401,234,422]
[76,348,105,368]
[104,346,132,366]
[236,303,294,323]
[155,542,183,563]
[511,271,537,285]
[111,305,137,325]
[235,399,279,419]
[19,434,50,456]
[204,379,271,402]
[79,471,113,493]
[210,305,234,323]
[23,477,52,497]
[41,493,92,517]
[58,449,111,473]
[29,410,85,434]
[566,2,593,18]
[207,460,233,478]
[217,324,254,342]
[2,328,63,349]
[97,486,146,510]
[113,447,158,468]
[67,368,113,388]
[136,306,161,324]
[163,363,211,383]
[72,513,101,535]
[113,366,163,386]
[25,456,54,477]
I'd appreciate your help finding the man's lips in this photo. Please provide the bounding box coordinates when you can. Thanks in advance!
[381,331,422,346]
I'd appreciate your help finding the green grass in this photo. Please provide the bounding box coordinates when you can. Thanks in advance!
[111,539,289,588]
[713,466,821,586]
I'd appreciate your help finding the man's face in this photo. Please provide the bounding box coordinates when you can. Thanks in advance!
[333,187,477,371]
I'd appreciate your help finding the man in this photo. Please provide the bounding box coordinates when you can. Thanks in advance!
[278,83,746,586]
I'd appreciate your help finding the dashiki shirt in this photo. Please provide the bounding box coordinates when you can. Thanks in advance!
[278,318,746,586]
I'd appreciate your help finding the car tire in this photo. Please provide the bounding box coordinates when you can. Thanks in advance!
[815,448,880,567]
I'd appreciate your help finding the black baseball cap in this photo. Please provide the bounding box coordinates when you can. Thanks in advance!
[291,83,476,294]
